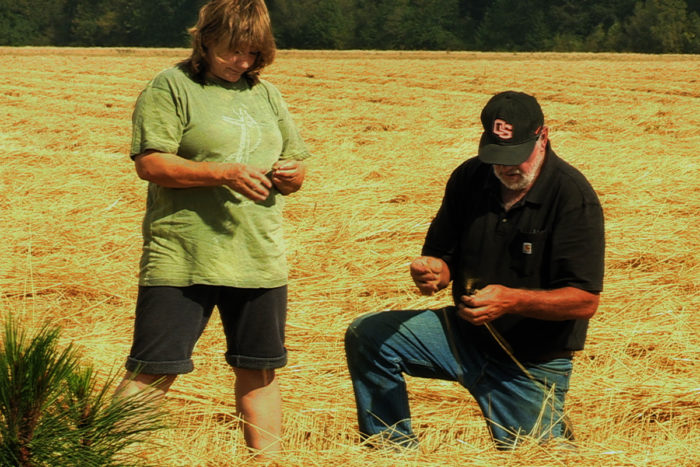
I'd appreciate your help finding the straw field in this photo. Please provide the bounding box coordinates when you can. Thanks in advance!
[1,47,698,466]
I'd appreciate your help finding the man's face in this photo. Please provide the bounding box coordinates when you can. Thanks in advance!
[493,129,547,191]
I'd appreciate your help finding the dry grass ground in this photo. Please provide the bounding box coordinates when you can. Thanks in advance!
[0,47,698,466]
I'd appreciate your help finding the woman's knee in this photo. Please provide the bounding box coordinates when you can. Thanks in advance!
[116,372,177,398]
[233,367,276,383]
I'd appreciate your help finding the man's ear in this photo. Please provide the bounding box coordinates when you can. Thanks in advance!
[540,126,549,147]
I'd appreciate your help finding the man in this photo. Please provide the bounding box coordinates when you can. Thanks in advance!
[345,91,604,450]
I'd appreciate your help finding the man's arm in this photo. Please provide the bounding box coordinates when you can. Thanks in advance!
[134,150,272,201]
[457,284,599,325]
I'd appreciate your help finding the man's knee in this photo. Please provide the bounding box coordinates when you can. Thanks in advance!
[346,309,375,335]
[345,312,384,354]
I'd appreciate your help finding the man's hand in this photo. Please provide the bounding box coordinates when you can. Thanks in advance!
[457,284,515,325]
[410,256,449,296]
[270,160,306,195]
[457,284,600,324]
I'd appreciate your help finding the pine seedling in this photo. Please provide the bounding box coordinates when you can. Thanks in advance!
[0,318,168,466]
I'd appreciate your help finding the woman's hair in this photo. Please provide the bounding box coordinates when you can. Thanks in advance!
[182,0,276,85]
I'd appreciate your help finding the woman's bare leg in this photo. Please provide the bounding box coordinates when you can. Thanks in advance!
[234,367,282,456]
[115,371,177,400]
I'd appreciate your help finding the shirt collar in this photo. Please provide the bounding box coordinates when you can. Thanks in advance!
[522,144,557,206]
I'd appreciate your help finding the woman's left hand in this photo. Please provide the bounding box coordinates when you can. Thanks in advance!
[270,160,306,195]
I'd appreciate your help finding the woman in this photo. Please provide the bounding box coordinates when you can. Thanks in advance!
[116,0,311,457]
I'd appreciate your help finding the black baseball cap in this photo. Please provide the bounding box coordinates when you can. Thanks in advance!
[477,91,544,166]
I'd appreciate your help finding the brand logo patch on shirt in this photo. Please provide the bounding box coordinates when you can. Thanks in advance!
[522,242,533,255]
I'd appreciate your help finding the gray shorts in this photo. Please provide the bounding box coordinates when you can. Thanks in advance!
[125,285,287,374]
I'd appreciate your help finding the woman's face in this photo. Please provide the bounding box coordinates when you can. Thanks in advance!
[205,42,258,82]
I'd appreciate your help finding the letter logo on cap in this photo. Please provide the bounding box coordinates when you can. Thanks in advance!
[493,119,513,140]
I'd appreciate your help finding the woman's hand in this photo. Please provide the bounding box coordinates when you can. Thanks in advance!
[270,160,306,195]
[133,151,273,202]
[221,163,272,201]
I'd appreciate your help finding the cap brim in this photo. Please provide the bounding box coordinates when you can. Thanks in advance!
[478,137,537,166]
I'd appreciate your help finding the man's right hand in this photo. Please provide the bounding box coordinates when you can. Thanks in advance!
[410,256,449,296]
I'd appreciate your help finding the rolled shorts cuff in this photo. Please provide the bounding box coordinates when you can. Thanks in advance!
[125,356,194,375]
[225,351,288,370]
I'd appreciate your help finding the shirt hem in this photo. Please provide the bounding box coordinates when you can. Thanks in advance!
[138,277,288,289]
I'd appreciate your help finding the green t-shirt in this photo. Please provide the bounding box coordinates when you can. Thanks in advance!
[130,66,311,288]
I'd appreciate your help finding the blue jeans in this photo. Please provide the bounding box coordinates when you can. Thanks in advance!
[344,308,573,450]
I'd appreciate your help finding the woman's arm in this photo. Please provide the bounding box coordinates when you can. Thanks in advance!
[134,150,272,201]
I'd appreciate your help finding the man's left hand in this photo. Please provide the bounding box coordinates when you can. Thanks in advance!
[457,284,516,325]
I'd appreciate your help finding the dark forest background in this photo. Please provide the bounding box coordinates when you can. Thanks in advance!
[2,0,699,53]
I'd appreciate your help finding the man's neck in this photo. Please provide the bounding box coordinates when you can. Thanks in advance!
[500,185,529,211]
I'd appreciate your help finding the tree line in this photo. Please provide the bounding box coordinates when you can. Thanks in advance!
[2,0,699,53]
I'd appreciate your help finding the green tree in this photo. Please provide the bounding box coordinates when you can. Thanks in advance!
[269,0,353,49]
[2,0,699,51]
[457,0,492,23]
[67,0,118,46]
[0,318,167,466]
[68,0,203,47]
[348,0,469,50]
[623,0,699,52]
[383,0,467,50]
[547,0,636,50]
[583,20,626,51]
[349,0,396,48]
[113,0,204,47]
[0,0,68,45]
[475,0,552,51]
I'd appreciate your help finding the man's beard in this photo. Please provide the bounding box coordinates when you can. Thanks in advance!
[493,167,537,191]
[493,151,545,191]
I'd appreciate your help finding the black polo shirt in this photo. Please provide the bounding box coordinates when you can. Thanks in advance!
[422,147,604,359]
